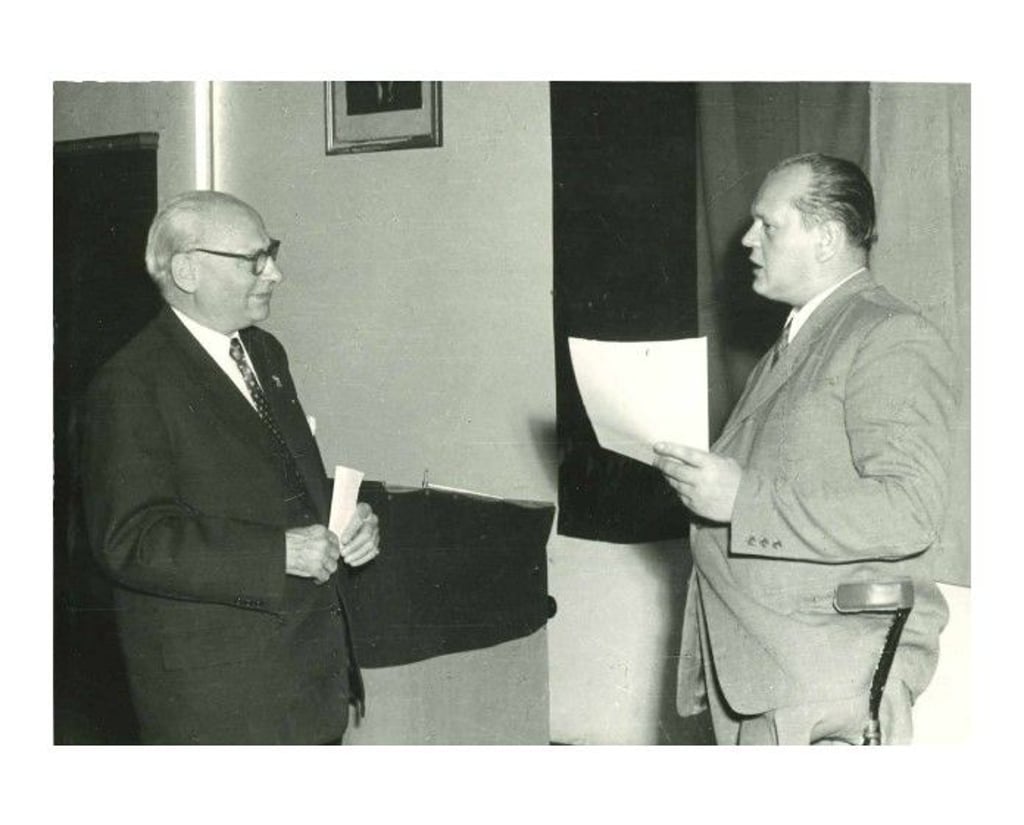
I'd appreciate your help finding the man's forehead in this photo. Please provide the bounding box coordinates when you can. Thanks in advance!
[752,165,810,215]
[198,202,266,243]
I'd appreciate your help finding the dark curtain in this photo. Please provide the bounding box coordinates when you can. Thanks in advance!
[552,82,699,543]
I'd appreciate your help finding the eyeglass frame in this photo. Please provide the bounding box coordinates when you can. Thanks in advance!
[181,238,281,276]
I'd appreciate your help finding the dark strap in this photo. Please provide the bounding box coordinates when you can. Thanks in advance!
[864,607,912,745]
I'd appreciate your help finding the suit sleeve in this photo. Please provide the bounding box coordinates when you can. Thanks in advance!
[81,364,288,612]
[730,313,956,563]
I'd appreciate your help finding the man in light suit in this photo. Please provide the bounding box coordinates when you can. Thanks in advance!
[81,191,380,744]
[654,154,955,744]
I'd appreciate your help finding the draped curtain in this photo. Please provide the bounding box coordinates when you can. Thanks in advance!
[870,84,970,585]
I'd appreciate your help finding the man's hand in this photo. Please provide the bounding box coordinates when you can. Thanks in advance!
[337,502,381,568]
[652,443,743,523]
[803,681,913,745]
[285,524,342,584]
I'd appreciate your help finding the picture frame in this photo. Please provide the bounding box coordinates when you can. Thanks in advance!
[325,82,442,155]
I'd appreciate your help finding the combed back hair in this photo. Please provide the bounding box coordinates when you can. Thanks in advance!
[144,190,259,292]
[771,153,877,251]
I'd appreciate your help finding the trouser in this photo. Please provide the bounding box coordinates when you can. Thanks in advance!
[700,642,913,744]
[695,601,911,744]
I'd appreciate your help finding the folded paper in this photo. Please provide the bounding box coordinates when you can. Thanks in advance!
[329,464,365,539]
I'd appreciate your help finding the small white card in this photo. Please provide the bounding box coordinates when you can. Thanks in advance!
[329,464,365,540]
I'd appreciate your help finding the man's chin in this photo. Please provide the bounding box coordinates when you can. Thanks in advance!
[248,297,272,319]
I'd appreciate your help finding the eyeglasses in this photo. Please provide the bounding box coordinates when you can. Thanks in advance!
[184,239,281,276]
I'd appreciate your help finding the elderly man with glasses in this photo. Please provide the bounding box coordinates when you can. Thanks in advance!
[81,191,379,744]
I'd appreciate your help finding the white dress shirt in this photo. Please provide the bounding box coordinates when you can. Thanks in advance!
[172,307,261,409]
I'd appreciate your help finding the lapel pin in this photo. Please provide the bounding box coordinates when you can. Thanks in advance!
[271,375,283,388]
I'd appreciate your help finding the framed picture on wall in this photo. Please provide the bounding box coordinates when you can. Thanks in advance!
[325,82,442,155]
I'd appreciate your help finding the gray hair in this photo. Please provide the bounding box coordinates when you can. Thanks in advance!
[144,190,261,293]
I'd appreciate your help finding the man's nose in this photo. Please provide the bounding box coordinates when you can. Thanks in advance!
[261,258,283,283]
[741,223,758,248]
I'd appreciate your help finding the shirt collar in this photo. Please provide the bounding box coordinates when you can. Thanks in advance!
[785,266,866,343]
[172,307,238,351]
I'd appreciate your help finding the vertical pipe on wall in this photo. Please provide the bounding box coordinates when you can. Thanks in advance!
[194,81,213,190]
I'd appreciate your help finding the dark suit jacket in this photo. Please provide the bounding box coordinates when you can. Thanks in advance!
[81,306,361,744]
[677,272,955,724]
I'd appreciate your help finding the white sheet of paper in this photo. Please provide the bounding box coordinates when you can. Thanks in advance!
[329,465,365,540]
[568,336,709,465]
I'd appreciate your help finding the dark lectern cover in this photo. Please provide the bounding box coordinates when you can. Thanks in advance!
[339,482,556,669]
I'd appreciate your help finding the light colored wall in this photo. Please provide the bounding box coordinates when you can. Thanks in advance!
[213,81,553,498]
[52,81,196,200]
[548,538,708,744]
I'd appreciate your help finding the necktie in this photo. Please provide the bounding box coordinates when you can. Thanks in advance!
[229,336,308,501]
[771,316,793,368]
[230,337,283,435]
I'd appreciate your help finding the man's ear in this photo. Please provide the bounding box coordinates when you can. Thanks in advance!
[169,253,198,293]
[815,219,843,263]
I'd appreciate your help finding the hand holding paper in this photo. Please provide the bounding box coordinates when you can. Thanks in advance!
[338,502,381,567]
[329,465,381,567]
[652,442,742,523]
[568,336,709,465]
[284,524,342,584]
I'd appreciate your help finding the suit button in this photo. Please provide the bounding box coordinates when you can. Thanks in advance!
[772,540,782,549]
[747,535,757,546]
[760,538,769,548]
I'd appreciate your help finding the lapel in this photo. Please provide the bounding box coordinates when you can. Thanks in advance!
[716,270,875,446]
[155,307,280,459]
[157,309,330,521]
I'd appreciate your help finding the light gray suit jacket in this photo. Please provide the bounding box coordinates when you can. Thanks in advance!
[678,271,956,719]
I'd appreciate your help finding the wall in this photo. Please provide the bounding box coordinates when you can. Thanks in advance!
[214,82,552,497]
[52,81,196,200]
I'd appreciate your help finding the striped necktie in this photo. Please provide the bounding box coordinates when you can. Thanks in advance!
[770,316,793,368]
[229,336,283,436]
[229,336,309,501]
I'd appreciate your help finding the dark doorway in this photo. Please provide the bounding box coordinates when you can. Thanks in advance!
[54,132,163,743]
[551,83,699,544]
